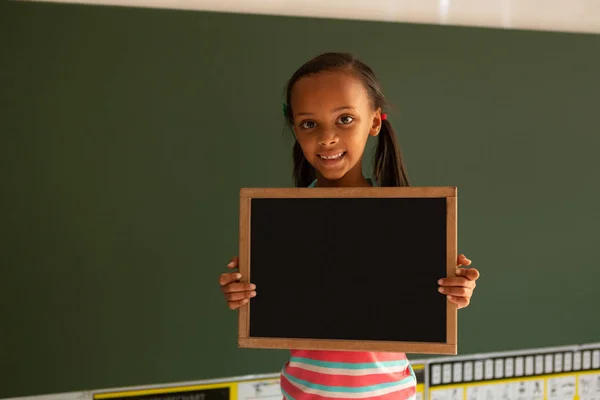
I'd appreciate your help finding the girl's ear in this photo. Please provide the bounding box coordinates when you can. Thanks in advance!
[369,107,382,137]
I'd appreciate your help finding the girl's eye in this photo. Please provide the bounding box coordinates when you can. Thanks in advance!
[300,121,316,129]
[338,115,354,124]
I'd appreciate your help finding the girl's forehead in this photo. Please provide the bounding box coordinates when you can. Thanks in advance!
[291,71,370,111]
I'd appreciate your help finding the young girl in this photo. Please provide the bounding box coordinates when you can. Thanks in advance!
[219,52,480,400]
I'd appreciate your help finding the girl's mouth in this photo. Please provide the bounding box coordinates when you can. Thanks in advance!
[317,151,346,168]
[318,151,346,160]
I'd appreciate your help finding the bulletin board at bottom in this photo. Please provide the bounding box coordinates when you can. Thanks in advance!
[427,343,600,400]
[88,343,599,400]
[90,365,425,400]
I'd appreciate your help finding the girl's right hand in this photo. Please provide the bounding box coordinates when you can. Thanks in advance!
[219,256,256,310]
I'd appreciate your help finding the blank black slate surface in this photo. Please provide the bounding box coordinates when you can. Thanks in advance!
[249,197,447,343]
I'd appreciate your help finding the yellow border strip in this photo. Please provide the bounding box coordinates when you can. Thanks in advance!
[230,382,237,400]
[94,382,233,399]
[411,363,426,396]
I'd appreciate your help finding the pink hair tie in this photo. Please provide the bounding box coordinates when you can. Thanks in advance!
[381,113,388,120]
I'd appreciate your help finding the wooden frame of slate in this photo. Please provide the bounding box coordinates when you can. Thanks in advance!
[237,187,458,355]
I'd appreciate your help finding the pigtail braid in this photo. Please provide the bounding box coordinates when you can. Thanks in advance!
[293,140,316,188]
[374,119,410,187]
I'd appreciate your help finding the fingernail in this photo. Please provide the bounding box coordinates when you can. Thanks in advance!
[456,269,462,275]
[242,299,248,304]
[438,279,443,285]
[448,295,453,300]
[438,287,444,293]
[235,273,242,279]
[227,262,235,267]
[250,284,256,290]
[250,291,257,297]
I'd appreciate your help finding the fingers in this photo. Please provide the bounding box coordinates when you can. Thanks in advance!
[439,286,473,298]
[220,277,256,309]
[219,272,242,286]
[228,298,250,310]
[220,256,256,310]
[227,256,239,269]
[221,281,256,294]
[226,290,256,310]
[439,254,478,310]
[456,253,472,267]
[447,295,470,309]
[225,290,257,302]
[438,271,477,307]
[438,277,476,289]
[458,267,480,281]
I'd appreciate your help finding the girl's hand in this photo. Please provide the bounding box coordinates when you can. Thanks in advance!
[438,253,480,309]
[219,256,257,310]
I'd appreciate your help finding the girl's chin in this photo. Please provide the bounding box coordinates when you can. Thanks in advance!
[315,168,353,183]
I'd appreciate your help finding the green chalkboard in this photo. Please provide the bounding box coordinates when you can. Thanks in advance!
[1,1,599,398]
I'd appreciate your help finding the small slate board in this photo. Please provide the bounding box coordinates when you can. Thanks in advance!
[238,187,457,355]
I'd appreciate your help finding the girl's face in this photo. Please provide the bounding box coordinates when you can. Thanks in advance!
[290,71,382,187]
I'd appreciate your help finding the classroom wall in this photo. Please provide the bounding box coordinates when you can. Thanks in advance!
[1,1,599,398]
[27,0,600,34]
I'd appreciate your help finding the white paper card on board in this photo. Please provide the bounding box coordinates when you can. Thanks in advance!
[475,361,484,381]
[237,379,282,400]
[592,350,600,369]
[432,364,442,385]
[526,356,534,375]
[494,359,504,379]
[515,356,524,377]
[430,387,463,400]
[466,386,482,400]
[443,363,452,384]
[453,362,462,382]
[554,353,563,373]
[583,351,591,369]
[547,375,576,399]
[545,354,553,374]
[564,352,573,371]
[574,352,582,370]
[505,357,514,378]
[577,374,600,398]
[516,380,528,399]
[529,379,544,400]
[464,361,473,382]
[485,359,494,380]
[535,355,544,374]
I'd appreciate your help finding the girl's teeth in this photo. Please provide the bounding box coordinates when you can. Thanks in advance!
[321,153,343,160]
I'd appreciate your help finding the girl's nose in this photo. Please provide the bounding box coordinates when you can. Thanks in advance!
[318,129,339,146]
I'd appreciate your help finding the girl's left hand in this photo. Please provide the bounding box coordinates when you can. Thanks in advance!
[438,254,480,309]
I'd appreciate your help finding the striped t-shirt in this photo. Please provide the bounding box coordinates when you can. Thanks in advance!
[280,178,416,400]
[280,350,416,400]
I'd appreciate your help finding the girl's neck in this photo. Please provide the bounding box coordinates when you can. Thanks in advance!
[315,173,372,188]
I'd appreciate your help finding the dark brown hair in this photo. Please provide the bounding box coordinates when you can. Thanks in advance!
[284,52,410,188]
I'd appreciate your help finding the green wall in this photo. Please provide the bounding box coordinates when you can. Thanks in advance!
[1,1,599,398]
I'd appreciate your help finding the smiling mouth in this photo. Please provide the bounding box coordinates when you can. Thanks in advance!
[318,152,346,160]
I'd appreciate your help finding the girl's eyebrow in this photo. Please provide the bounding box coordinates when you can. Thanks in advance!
[296,106,356,117]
